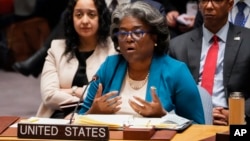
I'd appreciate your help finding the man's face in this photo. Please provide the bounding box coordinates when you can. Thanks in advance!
[199,0,234,32]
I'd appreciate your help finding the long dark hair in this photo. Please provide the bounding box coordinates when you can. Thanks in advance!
[63,0,111,61]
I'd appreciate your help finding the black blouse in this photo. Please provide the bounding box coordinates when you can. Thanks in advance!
[50,49,94,118]
[72,49,94,87]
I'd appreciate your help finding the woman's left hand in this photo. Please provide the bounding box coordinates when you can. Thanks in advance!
[129,86,167,117]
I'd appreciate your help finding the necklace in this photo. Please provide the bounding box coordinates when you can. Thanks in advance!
[127,70,149,90]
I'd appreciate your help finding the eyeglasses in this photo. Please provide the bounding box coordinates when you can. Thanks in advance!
[199,0,224,5]
[114,30,149,41]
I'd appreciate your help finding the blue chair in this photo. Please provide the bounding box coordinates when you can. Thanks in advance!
[197,85,213,124]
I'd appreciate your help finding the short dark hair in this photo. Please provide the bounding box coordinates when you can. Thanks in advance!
[110,1,170,55]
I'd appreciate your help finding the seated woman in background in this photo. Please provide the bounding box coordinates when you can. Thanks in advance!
[77,1,205,124]
[36,0,116,118]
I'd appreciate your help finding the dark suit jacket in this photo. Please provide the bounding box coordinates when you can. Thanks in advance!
[168,23,250,118]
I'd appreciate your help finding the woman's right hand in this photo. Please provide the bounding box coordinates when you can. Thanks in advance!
[86,83,121,114]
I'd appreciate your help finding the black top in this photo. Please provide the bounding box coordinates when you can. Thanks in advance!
[72,49,94,87]
[50,49,94,118]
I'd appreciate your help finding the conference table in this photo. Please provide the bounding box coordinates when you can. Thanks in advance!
[0,123,229,141]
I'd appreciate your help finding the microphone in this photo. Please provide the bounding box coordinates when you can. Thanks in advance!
[18,74,109,140]
[69,75,98,124]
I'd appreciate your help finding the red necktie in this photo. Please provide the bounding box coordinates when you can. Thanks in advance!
[201,36,219,95]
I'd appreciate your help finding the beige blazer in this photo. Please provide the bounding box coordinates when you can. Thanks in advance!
[36,38,117,117]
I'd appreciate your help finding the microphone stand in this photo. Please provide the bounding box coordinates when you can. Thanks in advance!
[69,76,98,124]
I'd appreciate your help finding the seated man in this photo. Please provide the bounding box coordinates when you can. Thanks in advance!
[169,0,250,125]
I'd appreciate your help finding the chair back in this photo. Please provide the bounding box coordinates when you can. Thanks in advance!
[197,85,213,124]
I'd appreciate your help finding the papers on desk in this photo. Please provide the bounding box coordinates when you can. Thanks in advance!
[11,114,191,131]
[74,114,192,131]
[74,114,132,130]
[10,117,70,128]
[20,117,70,125]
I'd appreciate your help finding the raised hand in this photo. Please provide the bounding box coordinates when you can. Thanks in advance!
[87,83,121,114]
[128,86,167,117]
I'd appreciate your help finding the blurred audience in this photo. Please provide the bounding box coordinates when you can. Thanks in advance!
[0,0,68,70]
[12,14,66,77]
[164,0,198,38]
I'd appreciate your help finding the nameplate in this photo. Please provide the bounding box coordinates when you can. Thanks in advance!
[17,123,109,140]
[123,126,156,140]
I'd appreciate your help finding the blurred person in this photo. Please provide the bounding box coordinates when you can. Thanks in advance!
[169,0,250,125]
[11,0,68,77]
[36,0,116,118]
[0,0,68,29]
[165,0,199,38]
[0,0,35,69]
[12,17,65,77]
[76,1,205,124]
[229,0,250,27]
[195,0,250,28]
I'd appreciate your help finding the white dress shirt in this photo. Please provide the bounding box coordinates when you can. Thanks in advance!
[200,23,230,108]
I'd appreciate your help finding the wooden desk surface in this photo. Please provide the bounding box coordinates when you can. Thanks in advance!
[172,124,228,141]
[0,124,229,141]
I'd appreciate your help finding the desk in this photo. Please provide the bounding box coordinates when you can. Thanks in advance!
[0,124,229,141]
[171,124,228,141]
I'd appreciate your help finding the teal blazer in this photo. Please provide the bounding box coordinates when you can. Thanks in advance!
[79,54,205,124]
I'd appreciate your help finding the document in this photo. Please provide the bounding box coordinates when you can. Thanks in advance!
[10,117,70,128]
[74,114,192,131]
[74,114,132,130]
[20,117,70,125]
